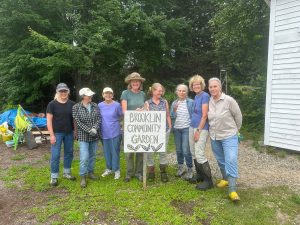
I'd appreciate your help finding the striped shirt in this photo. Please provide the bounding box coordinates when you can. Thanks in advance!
[174,100,190,129]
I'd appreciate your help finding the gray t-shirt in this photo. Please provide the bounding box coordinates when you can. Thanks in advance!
[120,90,145,110]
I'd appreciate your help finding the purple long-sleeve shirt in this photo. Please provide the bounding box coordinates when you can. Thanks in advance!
[98,101,123,139]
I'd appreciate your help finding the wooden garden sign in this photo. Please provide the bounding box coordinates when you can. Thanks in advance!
[124,111,166,189]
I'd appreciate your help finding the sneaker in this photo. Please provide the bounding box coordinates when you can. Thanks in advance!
[184,168,193,180]
[50,178,58,186]
[229,192,240,202]
[63,173,76,181]
[217,179,229,188]
[101,169,112,177]
[88,172,98,180]
[176,164,186,177]
[114,170,121,180]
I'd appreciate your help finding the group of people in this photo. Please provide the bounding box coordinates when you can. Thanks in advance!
[46,72,242,202]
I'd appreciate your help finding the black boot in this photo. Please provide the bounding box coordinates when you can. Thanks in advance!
[189,159,204,184]
[160,164,169,183]
[196,161,213,191]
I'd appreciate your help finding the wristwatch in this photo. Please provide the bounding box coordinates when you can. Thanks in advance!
[196,128,200,132]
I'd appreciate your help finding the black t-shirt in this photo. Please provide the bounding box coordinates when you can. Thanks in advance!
[46,99,75,133]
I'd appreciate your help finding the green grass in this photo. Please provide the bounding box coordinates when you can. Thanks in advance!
[168,132,176,153]
[11,153,27,161]
[2,153,300,225]
[1,135,299,224]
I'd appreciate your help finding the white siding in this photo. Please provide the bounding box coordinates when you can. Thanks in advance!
[264,0,300,151]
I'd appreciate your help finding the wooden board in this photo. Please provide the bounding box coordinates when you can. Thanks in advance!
[31,131,50,135]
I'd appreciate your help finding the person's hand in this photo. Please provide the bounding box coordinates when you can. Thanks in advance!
[90,128,97,135]
[50,134,56,145]
[194,131,200,142]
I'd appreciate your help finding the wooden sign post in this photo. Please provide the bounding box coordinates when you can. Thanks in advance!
[124,111,166,190]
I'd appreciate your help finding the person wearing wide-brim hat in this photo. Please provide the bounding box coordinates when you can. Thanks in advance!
[124,72,146,84]
[121,72,146,182]
[72,87,101,188]
[46,83,76,187]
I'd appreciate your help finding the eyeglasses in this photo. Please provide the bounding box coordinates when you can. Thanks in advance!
[192,83,201,87]
[58,90,68,93]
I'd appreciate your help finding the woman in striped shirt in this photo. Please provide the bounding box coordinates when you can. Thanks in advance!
[170,84,194,180]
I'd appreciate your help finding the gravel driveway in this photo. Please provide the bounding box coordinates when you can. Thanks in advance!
[167,139,300,192]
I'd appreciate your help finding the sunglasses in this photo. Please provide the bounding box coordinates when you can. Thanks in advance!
[58,90,68,93]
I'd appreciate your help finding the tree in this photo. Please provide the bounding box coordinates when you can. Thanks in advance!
[209,0,269,83]
[0,0,190,110]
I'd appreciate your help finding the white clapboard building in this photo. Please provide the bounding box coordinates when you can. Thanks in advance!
[264,0,300,152]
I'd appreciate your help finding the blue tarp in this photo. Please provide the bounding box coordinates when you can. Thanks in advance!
[0,109,47,128]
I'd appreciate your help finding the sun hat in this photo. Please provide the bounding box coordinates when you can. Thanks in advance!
[124,72,145,84]
[102,87,113,93]
[79,88,95,96]
[56,83,69,92]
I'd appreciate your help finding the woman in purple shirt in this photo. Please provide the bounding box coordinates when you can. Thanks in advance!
[98,87,123,180]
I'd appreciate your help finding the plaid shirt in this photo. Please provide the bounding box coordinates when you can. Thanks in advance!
[72,102,101,142]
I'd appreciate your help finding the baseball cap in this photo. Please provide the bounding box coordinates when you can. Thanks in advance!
[102,87,113,93]
[56,83,69,92]
[79,87,95,96]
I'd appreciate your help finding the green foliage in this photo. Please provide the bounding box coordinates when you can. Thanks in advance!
[210,0,269,83]
[0,0,191,110]
[230,74,266,134]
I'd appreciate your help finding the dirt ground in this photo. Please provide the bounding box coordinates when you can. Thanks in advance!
[0,140,299,225]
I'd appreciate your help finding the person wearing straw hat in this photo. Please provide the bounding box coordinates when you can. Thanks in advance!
[46,83,76,187]
[72,87,101,188]
[121,72,146,182]
[98,87,123,180]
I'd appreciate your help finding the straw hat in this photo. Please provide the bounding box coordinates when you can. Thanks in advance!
[124,72,145,84]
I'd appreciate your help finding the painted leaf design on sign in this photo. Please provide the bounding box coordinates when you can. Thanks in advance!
[134,144,140,151]
[127,144,141,151]
[151,143,164,152]
[141,144,150,151]
[127,144,135,151]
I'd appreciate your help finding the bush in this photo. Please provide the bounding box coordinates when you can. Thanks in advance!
[229,75,266,136]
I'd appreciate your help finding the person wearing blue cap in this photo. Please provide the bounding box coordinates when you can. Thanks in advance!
[46,83,76,187]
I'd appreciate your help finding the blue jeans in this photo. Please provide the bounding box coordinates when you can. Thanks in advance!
[173,127,193,168]
[211,135,239,178]
[102,135,121,172]
[50,132,74,179]
[79,141,98,176]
